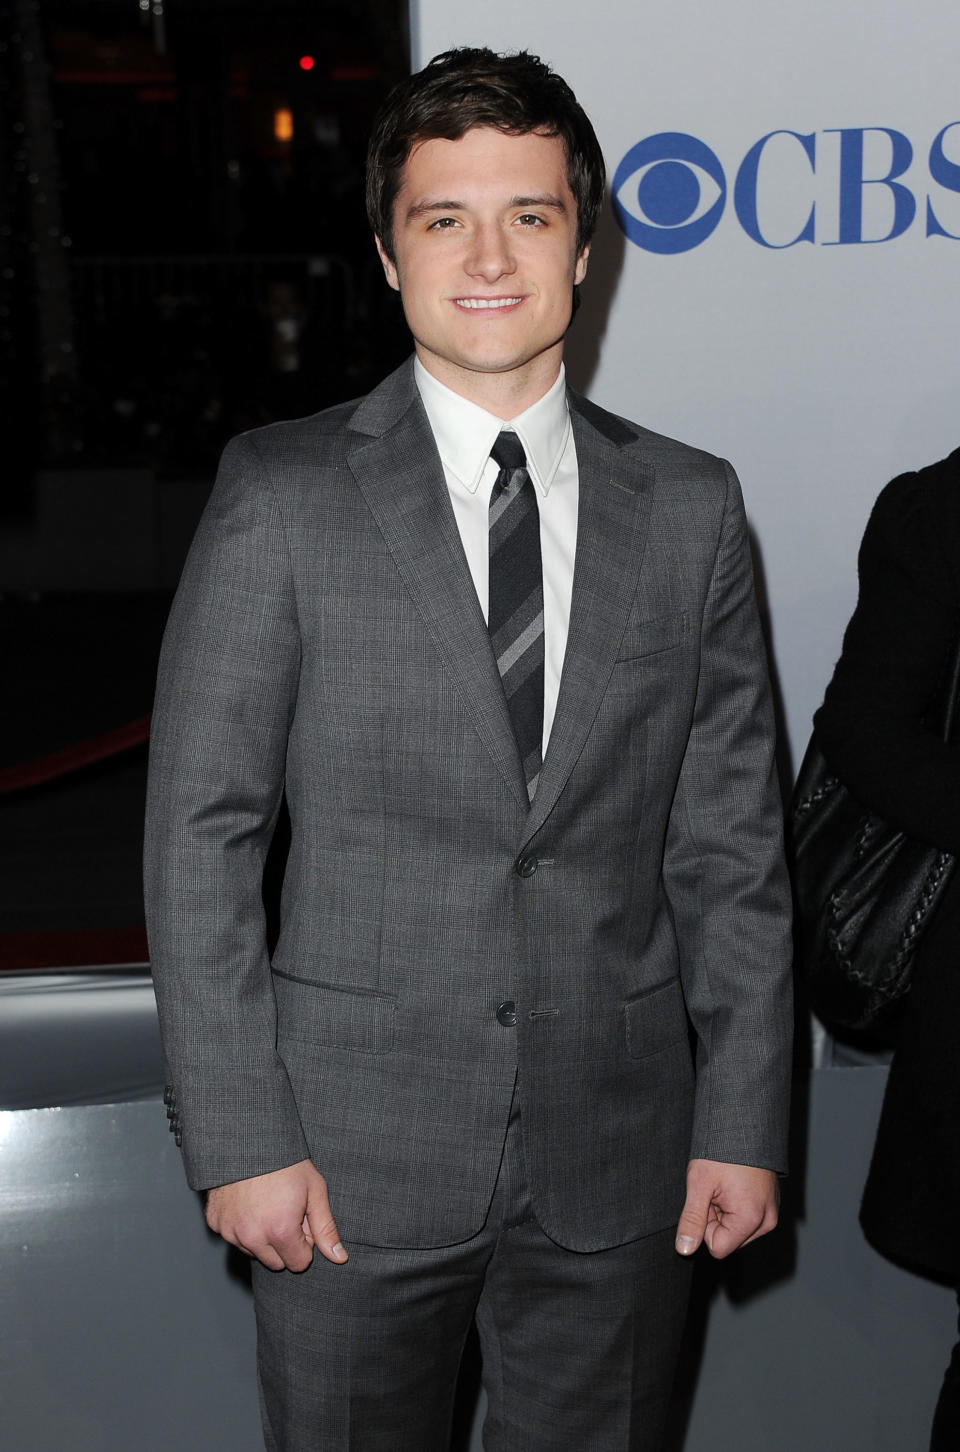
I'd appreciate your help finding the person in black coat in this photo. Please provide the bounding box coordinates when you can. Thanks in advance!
[814,445,960,1450]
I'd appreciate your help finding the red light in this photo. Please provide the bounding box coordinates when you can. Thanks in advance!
[299,55,315,71]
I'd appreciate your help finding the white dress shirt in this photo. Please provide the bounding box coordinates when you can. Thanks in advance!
[414,358,579,758]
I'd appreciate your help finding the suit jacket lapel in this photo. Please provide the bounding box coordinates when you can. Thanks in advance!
[523,394,656,842]
[346,364,529,810]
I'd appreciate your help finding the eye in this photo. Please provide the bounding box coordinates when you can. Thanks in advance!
[612,134,727,254]
[427,216,461,230]
[514,213,546,226]
[616,161,723,230]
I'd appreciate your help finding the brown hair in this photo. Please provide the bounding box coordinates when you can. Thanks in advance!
[366,47,606,261]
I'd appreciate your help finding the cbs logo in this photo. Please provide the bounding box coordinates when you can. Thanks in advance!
[613,124,960,253]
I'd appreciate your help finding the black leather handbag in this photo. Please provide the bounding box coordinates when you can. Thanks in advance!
[789,638,960,1037]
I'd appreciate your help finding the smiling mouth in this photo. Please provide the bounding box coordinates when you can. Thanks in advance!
[452,297,524,310]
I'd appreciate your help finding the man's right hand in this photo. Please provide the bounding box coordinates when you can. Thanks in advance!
[205,1158,348,1271]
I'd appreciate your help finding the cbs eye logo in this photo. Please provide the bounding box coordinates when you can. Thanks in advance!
[613,123,960,251]
[613,133,726,254]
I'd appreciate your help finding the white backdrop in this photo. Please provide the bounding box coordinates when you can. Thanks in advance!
[411,0,960,768]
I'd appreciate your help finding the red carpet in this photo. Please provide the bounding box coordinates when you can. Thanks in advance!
[0,715,152,793]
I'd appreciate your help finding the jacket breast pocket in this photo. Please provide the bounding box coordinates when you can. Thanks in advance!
[623,977,688,1059]
[273,971,396,1054]
[616,611,689,663]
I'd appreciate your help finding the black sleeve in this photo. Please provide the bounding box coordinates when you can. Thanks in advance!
[813,453,960,855]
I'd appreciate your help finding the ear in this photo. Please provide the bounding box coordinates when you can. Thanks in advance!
[573,242,590,286]
[375,236,401,292]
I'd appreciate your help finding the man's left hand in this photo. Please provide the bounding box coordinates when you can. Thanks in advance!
[674,1159,780,1259]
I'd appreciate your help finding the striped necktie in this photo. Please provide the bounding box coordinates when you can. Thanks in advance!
[488,431,544,801]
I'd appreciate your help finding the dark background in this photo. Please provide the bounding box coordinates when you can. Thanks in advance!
[1,0,411,968]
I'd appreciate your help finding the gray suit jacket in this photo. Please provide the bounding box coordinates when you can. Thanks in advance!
[145,359,792,1253]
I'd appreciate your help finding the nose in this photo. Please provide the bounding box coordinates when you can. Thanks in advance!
[464,221,517,283]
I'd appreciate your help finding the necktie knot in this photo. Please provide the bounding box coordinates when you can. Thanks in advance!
[490,430,527,474]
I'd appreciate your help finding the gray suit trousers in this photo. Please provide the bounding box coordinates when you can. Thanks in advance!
[253,1095,693,1452]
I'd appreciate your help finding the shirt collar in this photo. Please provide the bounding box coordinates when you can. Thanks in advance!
[414,357,570,498]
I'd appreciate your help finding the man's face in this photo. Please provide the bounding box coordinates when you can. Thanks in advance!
[376,127,590,410]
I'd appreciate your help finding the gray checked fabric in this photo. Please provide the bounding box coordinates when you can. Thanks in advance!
[145,356,794,1251]
[488,431,544,800]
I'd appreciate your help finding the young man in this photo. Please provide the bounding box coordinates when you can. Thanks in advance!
[146,47,792,1452]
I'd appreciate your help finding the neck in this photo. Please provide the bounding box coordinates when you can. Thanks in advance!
[414,346,564,420]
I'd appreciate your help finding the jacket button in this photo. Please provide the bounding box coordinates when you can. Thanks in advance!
[515,854,538,878]
[496,1001,517,1027]
[174,1128,183,1147]
[163,1086,174,1106]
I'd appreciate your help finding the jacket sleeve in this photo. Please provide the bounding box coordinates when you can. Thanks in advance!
[814,463,960,855]
[662,462,794,1173]
[144,433,310,1190]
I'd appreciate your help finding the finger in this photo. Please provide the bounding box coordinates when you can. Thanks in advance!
[703,1217,740,1259]
[736,1206,779,1249]
[703,1205,775,1258]
[675,1191,709,1257]
[217,1223,287,1272]
[268,1222,316,1273]
[307,1212,348,1264]
[247,1242,287,1272]
[306,1179,348,1265]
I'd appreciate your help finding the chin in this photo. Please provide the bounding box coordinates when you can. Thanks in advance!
[464,354,530,375]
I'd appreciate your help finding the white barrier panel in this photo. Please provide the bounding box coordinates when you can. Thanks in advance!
[410,1,960,763]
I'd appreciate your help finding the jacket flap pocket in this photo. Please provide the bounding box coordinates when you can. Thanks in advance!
[623,977,687,1059]
[273,972,396,1054]
[617,612,689,662]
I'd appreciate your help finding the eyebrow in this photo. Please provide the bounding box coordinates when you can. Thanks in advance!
[404,193,570,222]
